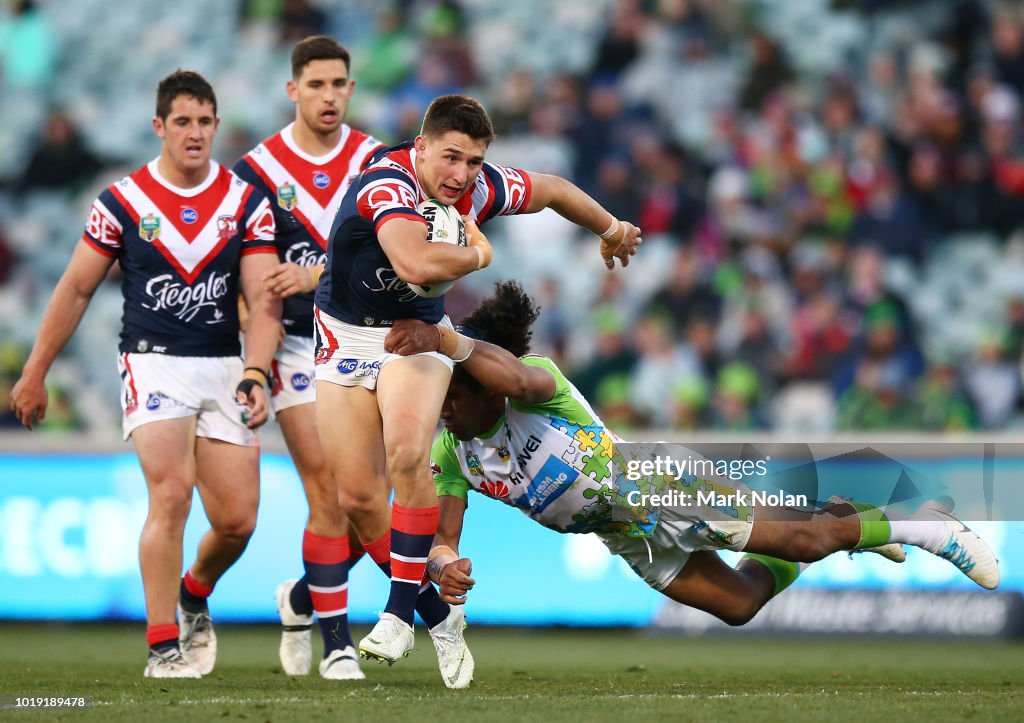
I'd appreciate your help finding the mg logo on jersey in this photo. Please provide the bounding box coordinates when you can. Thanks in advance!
[337,359,358,375]
[216,215,238,240]
[180,207,199,224]
[313,172,331,189]
[139,214,161,242]
[277,182,297,211]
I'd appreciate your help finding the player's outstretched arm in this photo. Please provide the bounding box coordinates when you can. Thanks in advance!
[525,172,642,269]
[428,494,475,605]
[385,320,555,403]
[10,242,114,430]
[379,216,490,286]
[238,253,283,428]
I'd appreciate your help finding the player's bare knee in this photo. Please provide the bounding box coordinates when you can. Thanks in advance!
[338,488,378,525]
[148,483,193,522]
[716,598,762,626]
[212,511,257,545]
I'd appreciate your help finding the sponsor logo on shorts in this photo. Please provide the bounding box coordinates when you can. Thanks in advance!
[337,359,358,374]
[180,207,198,224]
[313,172,331,189]
[145,392,184,412]
[291,373,311,391]
[354,361,380,379]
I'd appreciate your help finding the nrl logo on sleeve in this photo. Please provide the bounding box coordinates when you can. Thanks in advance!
[139,214,161,242]
[277,182,297,211]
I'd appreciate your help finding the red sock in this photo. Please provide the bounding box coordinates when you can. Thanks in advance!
[146,623,179,648]
[183,569,213,598]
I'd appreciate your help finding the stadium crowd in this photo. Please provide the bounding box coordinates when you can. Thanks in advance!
[2,0,1024,434]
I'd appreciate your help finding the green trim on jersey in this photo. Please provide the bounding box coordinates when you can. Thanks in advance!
[510,356,591,423]
[432,432,471,501]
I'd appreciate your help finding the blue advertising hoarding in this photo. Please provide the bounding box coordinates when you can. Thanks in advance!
[0,452,1020,625]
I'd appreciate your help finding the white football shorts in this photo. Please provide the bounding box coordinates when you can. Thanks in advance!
[269,334,315,413]
[117,352,257,446]
[312,307,455,390]
[598,494,754,591]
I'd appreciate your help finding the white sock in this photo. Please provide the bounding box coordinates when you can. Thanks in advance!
[888,519,948,551]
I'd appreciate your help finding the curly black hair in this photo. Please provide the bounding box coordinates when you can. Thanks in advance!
[457,280,540,358]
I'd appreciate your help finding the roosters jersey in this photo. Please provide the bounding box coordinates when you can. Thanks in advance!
[82,160,276,356]
[233,123,384,337]
[431,357,658,536]
[315,141,532,326]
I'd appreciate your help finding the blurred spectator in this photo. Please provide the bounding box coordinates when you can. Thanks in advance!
[848,171,933,265]
[279,0,327,44]
[590,0,646,80]
[9,110,107,195]
[738,31,794,112]
[963,327,1021,429]
[356,7,416,91]
[916,358,979,431]
[834,302,925,399]
[711,362,763,430]
[629,311,701,427]
[836,359,918,430]
[0,0,56,90]
[569,306,636,405]
[643,245,720,329]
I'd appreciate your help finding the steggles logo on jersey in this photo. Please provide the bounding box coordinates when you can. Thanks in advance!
[143,270,232,323]
[139,214,161,242]
[277,182,297,211]
[363,267,420,302]
[313,172,331,189]
[180,207,199,224]
[285,241,327,267]
[216,215,238,241]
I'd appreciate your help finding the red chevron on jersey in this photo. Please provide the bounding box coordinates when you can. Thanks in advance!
[246,125,383,249]
[110,163,257,284]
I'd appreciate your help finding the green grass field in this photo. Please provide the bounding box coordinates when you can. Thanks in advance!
[0,623,1021,722]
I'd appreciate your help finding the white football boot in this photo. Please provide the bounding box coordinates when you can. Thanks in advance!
[359,612,415,665]
[319,646,365,680]
[914,500,1000,589]
[275,580,313,676]
[178,605,217,675]
[144,647,202,679]
[428,606,474,689]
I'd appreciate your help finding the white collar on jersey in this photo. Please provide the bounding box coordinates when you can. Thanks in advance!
[146,159,220,197]
[281,121,351,165]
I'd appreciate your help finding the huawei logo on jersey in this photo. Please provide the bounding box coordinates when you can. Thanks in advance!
[480,480,510,498]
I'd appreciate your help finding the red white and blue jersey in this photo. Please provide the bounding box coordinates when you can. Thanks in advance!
[232,123,384,337]
[315,141,533,326]
[82,160,276,357]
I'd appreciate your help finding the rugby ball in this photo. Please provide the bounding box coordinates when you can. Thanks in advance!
[407,199,467,298]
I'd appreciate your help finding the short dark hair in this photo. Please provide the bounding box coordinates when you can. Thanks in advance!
[421,94,495,145]
[291,35,351,79]
[155,70,217,120]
